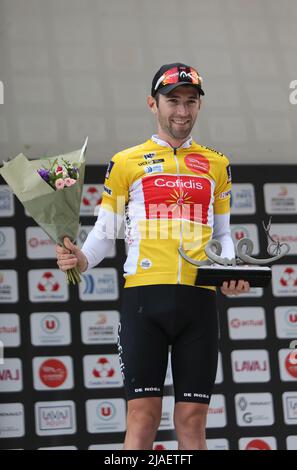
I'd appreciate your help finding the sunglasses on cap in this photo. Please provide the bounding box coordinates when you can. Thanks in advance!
[153,65,204,96]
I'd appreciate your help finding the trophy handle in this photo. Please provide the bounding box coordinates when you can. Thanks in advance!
[178,246,211,266]
[178,240,237,267]
[236,237,290,265]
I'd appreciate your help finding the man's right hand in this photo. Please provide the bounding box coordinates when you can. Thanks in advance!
[55,237,88,273]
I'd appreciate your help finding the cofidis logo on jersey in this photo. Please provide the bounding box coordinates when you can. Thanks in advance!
[142,174,212,224]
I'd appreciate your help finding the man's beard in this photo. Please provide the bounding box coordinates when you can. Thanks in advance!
[159,115,193,141]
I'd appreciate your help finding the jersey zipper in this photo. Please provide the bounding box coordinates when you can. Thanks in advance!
[173,147,183,285]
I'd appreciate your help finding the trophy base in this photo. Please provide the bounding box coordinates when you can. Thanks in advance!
[195,265,272,288]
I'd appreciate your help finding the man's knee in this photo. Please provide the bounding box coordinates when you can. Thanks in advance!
[127,398,162,433]
[174,402,208,431]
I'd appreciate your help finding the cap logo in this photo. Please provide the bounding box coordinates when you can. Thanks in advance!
[154,66,202,94]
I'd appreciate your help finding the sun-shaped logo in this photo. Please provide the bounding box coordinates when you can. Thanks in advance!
[166,189,193,209]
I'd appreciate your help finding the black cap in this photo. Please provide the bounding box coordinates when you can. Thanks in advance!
[151,62,205,97]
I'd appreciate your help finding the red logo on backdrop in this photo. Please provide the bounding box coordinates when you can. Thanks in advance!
[230,318,241,329]
[245,439,271,450]
[154,444,166,450]
[280,267,297,287]
[286,310,297,324]
[37,272,60,292]
[184,154,210,174]
[285,353,297,378]
[92,357,115,378]
[39,359,68,388]
[141,174,211,224]
[82,186,102,207]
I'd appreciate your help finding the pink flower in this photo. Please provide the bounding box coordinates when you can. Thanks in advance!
[55,166,63,175]
[65,178,76,187]
[55,178,65,190]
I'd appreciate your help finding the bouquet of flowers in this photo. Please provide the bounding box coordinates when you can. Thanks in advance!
[0,138,88,284]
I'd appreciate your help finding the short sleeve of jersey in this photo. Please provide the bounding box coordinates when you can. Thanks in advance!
[213,155,232,215]
[101,153,129,215]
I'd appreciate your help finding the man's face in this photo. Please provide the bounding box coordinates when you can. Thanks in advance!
[155,86,201,141]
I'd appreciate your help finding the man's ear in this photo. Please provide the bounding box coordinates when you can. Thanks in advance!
[198,96,202,110]
[147,95,158,114]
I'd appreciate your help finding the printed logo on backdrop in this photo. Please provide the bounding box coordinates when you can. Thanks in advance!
[159,396,174,430]
[0,270,18,303]
[80,184,103,216]
[35,401,76,436]
[230,184,256,215]
[215,352,223,384]
[239,437,277,450]
[30,313,71,346]
[83,354,123,388]
[206,439,229,450]
[79,268,118,301]
[33,356,74,390]
[230,224,259,255]
[227,287,263,299]
[282,393,297,424]
[28,270,68,302]
[0,358,22,392]
[286,436,297,450]
[235,393,274,426]
[0,403,24,438]
[0,227,16,259]
[269,224,297,255]
[227,307,266,340]
[274,307,297,338]
[272,265,297,297]
[89,444,123,450]
[278,349,297,381]
[80,311,120,344]
[26,227,55,259]
[264,183,297,214]
[77,226,116,258]
[153,441,178,450]
[206,395,227,428]
[231,350,270,383]
[0,314,20,347]
[86,399,126,433]
[0,186,14,217]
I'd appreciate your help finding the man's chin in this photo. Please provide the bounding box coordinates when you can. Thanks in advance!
[170,125,192,140]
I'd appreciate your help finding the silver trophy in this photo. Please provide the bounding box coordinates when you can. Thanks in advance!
[179,218,290,287]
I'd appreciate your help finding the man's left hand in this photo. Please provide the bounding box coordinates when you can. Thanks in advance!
[220,280,250,296]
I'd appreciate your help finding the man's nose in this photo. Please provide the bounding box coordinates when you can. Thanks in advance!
[176,104,189,116]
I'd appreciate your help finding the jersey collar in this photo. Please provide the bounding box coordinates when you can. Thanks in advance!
[151,134,193,149]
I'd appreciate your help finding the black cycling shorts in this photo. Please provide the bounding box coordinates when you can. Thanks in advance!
[118,284,218,404]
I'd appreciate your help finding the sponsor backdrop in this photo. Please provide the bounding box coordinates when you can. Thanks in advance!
[0,164,297,450]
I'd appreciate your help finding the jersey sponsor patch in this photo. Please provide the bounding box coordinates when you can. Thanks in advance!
[138,159,164,166]
[219,190,231,199]
[200,144,225,157]
[140,258,152,269]
[141,174,211,224]
[184,154,210,174]
[143,153,156,160]
[226,165,232,183]
[144,164,163,174]
[105,161,114,179]
[103,185,112,195]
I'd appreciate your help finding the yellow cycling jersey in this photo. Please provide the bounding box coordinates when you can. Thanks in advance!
[100,136,232,290]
